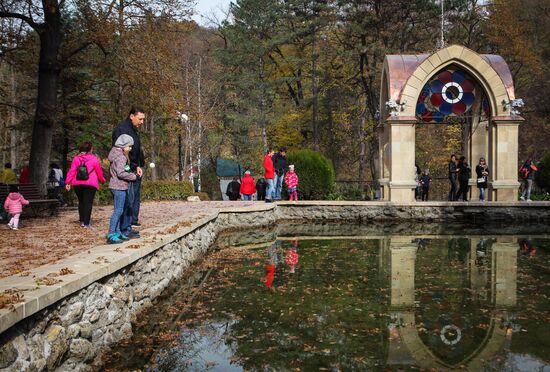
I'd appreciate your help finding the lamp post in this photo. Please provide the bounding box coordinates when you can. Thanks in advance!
[176,111,189,181]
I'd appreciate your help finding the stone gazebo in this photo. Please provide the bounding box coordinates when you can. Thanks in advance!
[378,45,523,202]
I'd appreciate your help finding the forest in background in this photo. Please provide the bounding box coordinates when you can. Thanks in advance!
[0,0,549,198]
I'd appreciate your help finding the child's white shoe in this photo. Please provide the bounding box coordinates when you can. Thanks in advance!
[12,227,18,230]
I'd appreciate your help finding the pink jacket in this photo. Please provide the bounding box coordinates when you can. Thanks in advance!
[66,153,106,190]
[4,192,29,214]
[284,171,299,189]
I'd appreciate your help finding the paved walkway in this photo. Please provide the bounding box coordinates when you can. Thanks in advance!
[0,201,256,279]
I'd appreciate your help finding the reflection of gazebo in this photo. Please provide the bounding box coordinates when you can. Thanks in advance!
[384,236,517,369]
[378,45,523,202]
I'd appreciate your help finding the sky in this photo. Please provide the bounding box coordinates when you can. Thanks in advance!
[192,0,233,26]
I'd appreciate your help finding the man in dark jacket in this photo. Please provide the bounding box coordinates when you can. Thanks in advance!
[112,107,145,238]
[256,178,267,200]
[271,147,286,200]
[226,178,241,201]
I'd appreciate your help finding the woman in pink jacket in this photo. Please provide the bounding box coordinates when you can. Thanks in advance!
[4,184,29,230]
[65,141,106,228]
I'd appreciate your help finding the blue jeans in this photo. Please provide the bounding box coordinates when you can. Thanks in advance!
[131,177,142,223]
[242,194,252,201]
[273,172,284,199]
[120,178,141,234]
[479,187,486,201]
[109,189,127,236]
[265,178,274,200]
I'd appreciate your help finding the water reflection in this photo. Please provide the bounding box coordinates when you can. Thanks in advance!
[103,223,550,371]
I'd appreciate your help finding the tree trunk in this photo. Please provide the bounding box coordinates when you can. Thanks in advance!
[311,26,319,151]
[29,1,62,194]
[9,64,17,166]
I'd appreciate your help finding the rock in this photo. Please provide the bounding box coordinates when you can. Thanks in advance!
[187,195,200,202]
[0,342,18,369]
[86,309,100,323]
[44,325,68,370]
[62,301,84,325]
[67,324,81,339]
[91,330,103,344]
[12,335,29,361]
[119,322,132,340]
[79,321,93,339]
[104,286,114,296]
[69,339,93,361]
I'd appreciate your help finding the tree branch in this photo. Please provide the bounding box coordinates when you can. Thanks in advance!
[0,11,40,31]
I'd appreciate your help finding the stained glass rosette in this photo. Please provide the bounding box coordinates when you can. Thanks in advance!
[416,69,477,123]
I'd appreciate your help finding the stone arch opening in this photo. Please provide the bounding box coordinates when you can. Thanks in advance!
[378,45,523,202]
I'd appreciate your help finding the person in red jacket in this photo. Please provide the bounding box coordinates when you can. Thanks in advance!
[239,170,256,201]
[263,148,275,203]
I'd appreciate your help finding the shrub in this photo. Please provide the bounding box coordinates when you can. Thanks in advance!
[535,152,550,191]
[286,149,335,200]
[95,180,195,205]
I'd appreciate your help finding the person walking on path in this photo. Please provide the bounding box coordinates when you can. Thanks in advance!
[226,178,241,201]
[284,164,299,201]
[263,149,275,203]
[457,156,471,201]
[256,178,267,200]
[0,163,17,184]
[420,169,432,201]
[107,135,137,244]
[519,159,538,201]
[112,107,145,233]
[48,163,67,206]
[4,184,29,230]
[448,154,459,201]
[65,142,106,228]
[272,147,287,200]
[475,157,490,202]
[239,171,256,201]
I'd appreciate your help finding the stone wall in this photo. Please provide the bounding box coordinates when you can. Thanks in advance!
[0,220,221,372]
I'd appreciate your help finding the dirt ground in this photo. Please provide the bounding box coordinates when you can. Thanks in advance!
[0,201,256,279]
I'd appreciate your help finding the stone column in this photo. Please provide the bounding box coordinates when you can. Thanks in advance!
[469,238,489,301]
[388,119,417,203]
[390,237,417,307]
[491,238,517,307]
[469,120,489,201]
[378,125,390,200]
[490,119,522,201]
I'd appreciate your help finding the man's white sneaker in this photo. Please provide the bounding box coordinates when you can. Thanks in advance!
[527,199,532,202]
[520,196,525,201]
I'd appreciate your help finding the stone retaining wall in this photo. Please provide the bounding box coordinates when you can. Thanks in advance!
[1,202,549,371]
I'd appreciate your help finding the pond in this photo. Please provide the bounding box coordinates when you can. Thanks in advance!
[102,223,550,371]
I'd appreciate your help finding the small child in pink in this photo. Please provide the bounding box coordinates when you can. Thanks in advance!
[284,164,299,201]
[4,185,29,230]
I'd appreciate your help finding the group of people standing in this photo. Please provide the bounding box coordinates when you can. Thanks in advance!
[225,147,299,202]
[448,154,489,202]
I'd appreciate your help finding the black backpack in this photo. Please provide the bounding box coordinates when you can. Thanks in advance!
[76,158,90,181]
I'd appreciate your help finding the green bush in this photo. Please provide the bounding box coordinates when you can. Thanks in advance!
[94,180,195,205]
[286,149,335,200]
[535,152,550,191]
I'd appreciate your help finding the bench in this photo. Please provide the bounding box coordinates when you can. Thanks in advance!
[0,183,59,217]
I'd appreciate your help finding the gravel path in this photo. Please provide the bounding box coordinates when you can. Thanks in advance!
[0,201,257,278]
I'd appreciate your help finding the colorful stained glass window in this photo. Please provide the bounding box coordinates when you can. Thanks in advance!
[416,67,479,123]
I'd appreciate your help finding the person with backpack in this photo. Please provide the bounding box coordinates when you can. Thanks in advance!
[65,141,106,228]
[519,159,538,201]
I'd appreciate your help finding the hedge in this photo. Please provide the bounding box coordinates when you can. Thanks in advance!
[286,149,335,200]
[91,180,195,205]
